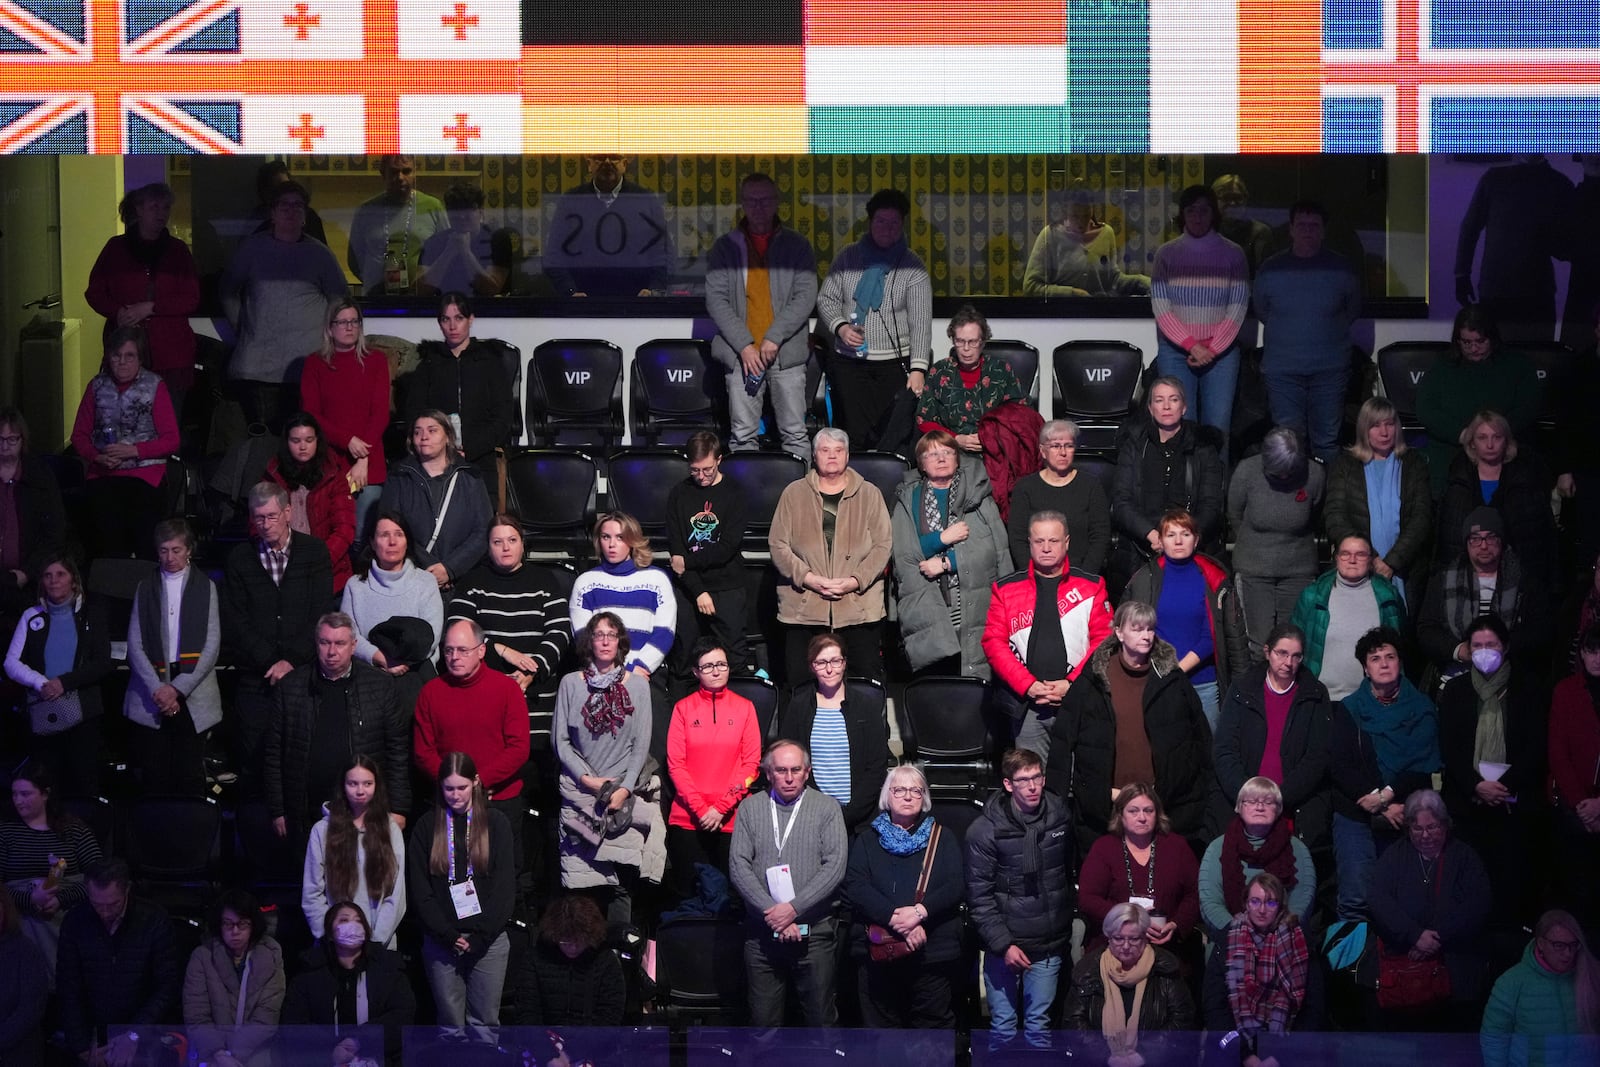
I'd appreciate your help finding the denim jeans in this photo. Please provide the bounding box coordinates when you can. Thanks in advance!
[1331,812,1378,921]
[726,361,811,459]
[983,950,1062,1048]
[1194,680,1220,733]
[1154,337,1241,464]
[1264,366,1346,463]
[423,931,509,1043]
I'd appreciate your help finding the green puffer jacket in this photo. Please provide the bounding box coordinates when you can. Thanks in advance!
[1480,941,1588,1067]
[1290,570,1406,678]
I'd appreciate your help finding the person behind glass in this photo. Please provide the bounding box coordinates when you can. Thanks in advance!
[915,304,1025,454]
[379,410,492,591]
[304,755,407,951]
[1436,614,1548,926]
[1049,602,1215,858]
[769,428,893,685]
[664,637,761,901]
[1480,909,1600,1067]
[183,889,286,1067]
[704,171,819,459]
[965,747,1075,1051]
[56,857,180,1067]
[407,752,516,1042]
[1548,626,1600,939]
[1290,535,1406,702]
[249,160,329,246]
[124,517,220,796]
[1210,872,1310,1065]
[84,181,200,417]
[666,433,751,674]
[340,511,443,711]
[843,764,965,1029]
[0,760,102,976]
[1324,396,1432,607]
[570,511,677,681]
[775,633,894,834]
[3,551,110,798]
[1150,184,1250,462]
[402,292,515,473]
[542,153,673,298]
[1328,627,1440,924]
[69,325,180,560]
[300,298,391,550]
[816,188,934,450]
[1023,187,1150,297]
[507,893,625,1027]
[1074,785,1202,964]
[0,886,48,1067]
[1124,508,1249,731]
[1366,790,1491,1031]
[1211,174,1275,278]
[1008,418,1112,578]
[1253,200,1361,464]
[1435,409,1558,596]
[1110,377,1226,593]
[1416,304,1542,498]
[265,612,409,847]
[281,902,415,1065]
[552,612,659,923]
[728,739,849,1028]
[1199,778,1317,948]
[892,429,1012,679]
[220,179,349,434]
[263,412,355,594]
[347,154,448,297]
[1063,902,1197,1066]
[417,181,513,298]
[1228,427,1327,656]
[982,509,1114,759]
[0,406,67,620]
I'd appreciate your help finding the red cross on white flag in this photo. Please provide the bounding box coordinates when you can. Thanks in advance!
[241,0,364,59]
[397,0,519,59]
[241,95,367,152]
[399,94,521,152]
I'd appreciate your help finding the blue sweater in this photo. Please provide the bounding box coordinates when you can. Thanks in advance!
[1156,556,1216,684]
[1254,248,1361,373]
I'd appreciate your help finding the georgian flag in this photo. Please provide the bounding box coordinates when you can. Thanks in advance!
[398,0,519,59]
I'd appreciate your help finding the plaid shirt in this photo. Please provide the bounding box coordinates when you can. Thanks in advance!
[258,537,291,587]
[1225,915,1309,1036]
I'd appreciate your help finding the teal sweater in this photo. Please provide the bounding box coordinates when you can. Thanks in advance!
[1481,941,1588,1067]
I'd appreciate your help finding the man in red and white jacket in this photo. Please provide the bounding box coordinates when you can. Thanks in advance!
[983,509,1113,758]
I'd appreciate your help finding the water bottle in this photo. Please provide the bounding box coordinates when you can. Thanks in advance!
[743,363,765,396]
[849,311,868,359]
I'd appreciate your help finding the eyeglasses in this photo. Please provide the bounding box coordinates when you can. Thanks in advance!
[330,318,362,328]
[1241,798,1279,810]
[441,644,483,657]
[696,662,730,673]
[1044,441,1076,451]
[1336,551,1372,560]
[1267,648,1304,660]
[811,657,845,669]
[1409,822,1444,836]
[591,631,620,642]
[220,919,253,932]
[952,338,984,349]
[0,435,21,446]
[1466,533,1501,546]
[1246,898,1281,910]
[1008,773,1044,787]
[890,786,925,799]
[1541,936,1581,953]
[1107,935,1146,946]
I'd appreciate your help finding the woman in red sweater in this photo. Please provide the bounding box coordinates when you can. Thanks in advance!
[664,636,761,901]
[262,413,355,592]
[300,298,391,549]
[1077,784,1201,962]
[84,182,200,414]
[1549,628,1600,935]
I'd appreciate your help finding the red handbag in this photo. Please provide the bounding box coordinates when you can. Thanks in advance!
[1375,851,1452,1009]
[867,825,941,963]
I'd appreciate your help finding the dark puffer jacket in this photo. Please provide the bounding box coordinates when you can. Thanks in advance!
[965,787,1076,960]
[509,941,626,1026]
[57,897,181,1055]
[1049,637,1215,858]
[379,455,492,583]
[1110,419,1226,548]
[1062,946,1198,1032]
[1213,663,1334,846]
[1323,449,1432,582]
[264,662,410,832]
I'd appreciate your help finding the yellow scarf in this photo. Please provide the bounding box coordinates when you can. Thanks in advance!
[1099,943,1156,1055]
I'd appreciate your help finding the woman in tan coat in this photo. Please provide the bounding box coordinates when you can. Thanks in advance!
[182,890,286,1067]
[769,427,892,685]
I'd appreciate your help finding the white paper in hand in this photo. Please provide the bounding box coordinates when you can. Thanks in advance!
[765,863,795,904]
[1478,761,1511,782]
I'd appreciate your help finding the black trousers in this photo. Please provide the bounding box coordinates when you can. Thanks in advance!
[857,954,962,1029]
[128,704,207,797]
[31,717,103,799]
[665,825,732,903]
[824,355,909,451]
[84,476,167,560]
[674,584,751,674]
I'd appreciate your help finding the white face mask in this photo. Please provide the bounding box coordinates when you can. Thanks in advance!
[333,921,366,948]
[1471,647,1504,675]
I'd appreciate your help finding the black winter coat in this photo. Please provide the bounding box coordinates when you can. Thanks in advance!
[222,531,333,674]
[1323,450,1433,581]
[0,926,46,1066]
[1048,638,1214,858]
[380,456,492,583]
[1062,946,1198,1033]
[775,684,894,832]
[1110,419,1226,549]
[401,339,516,463]
[509,941,626,1026]
[265,662,410,830]
[965,788,1075,959]
[281,946,414,1061]
[1367,838,1492,1001]
[0,456,66,615]
[1435,451,1556,590]
[844,813,967,963]
[1213,663,1334,847]
[57,897,181,1054]
[1436,667,1548,817]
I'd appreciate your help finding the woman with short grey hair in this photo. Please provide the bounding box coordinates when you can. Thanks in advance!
[843,763,965,1029]
[1006,418,1112,575]
[1227,426,1325,653]
[1063,900,1196,1059]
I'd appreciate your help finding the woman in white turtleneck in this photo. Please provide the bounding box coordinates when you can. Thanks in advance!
[340,511,444,683]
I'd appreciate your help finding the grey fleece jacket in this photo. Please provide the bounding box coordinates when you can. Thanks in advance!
[729,786,848,929]
[705,224,820,373]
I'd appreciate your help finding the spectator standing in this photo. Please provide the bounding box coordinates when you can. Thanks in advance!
[508,894,626,1026]
[417,181,513,297]
[915,305,1025,453]
[263,413,355,594]
[300,298,391,548]
[1417,507,1552,678]
[380,411,493,591]
[302,755,407,950]
[666,434,752,673]
[1324,396,1432,606]
[1229,427,1326,654]
[281,903,414,1059]
[182,890,286,1067]
[0,761,102,982]
[348,155,448,296]
[1073,785,1202,960]
[1480,909,1600,1067]
[0,407,67,619]
[542,154,674,298]
[570,511,677,680]
[1008,419,1112,578]
[401,292,516,468]
[340,512,443,711]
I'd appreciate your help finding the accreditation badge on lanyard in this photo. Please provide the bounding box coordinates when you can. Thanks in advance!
[764,792,803,904]
[448,809,482,919]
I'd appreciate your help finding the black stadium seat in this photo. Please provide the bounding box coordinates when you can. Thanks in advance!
[1520,341,1575,424]
[977,339,1042,406]
[502,448,599,557]
[605,446,686,549]
[1052,340,1144,456]
[727,674,780,741]
[1375,340,1450,429]
[630,338,727,446]
[526,338,623,449]
[720,451,807,541]
[898,675,996,800]
[847,450,912,506]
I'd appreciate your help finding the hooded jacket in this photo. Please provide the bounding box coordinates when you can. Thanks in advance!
[1481,939,1587,1067]
[182,935,286,1066]
[379,454,492,583]
[770,466,892,628]
[965,787,1076,959]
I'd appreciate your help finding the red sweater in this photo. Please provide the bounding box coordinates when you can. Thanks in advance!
[83,233,200,385]
[1548,672,1600,806]
[263,454,356,593]
[69,376,181,488]
[1078,830,1202,939]
[300,348,393,486]
[414,666,531,799]
[666,686,761,832]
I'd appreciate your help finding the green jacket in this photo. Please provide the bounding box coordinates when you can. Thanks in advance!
[1290,570,1406,678]
[1481,941,1586,1067]
[1415,349,1541,497]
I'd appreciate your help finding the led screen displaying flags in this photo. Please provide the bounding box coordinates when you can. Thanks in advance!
[1,0,1597,153]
